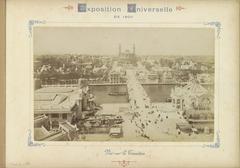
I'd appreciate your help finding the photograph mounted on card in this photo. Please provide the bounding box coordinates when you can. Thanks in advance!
[33,26,216,142]
[5,0,239,168]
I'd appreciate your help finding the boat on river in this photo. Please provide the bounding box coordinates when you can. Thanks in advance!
[108,91,127,96]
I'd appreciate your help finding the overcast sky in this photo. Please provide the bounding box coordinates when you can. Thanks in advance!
[34,27,214,56]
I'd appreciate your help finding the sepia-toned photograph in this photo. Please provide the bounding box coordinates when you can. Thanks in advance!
[33,27,215,142]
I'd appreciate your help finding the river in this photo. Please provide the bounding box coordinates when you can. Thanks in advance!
[89,85,175,105]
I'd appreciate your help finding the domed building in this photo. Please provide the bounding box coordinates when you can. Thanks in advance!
[171,80,213,111]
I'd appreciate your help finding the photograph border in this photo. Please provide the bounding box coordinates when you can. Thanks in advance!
[29,20,220,148]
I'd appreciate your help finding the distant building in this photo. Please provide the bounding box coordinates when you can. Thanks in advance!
[148,73,158,80]
[157,71,175,83]
[109,71,122,83]
[162,71,174,83]
[151,66,175,83]
[109,65,126,84]
[118,44,138,65]
[180,60,196,70]
[80,62,93,69]
[197,73,213,84]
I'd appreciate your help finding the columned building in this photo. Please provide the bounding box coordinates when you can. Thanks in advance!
[109,71,121,83]
[170,81,212,111]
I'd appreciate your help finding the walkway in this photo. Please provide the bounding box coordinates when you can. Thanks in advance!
[126,69,188,141]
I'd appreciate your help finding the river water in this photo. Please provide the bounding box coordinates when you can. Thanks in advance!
[89,85,175,105]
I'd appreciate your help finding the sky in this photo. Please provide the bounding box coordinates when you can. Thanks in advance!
[34,27,214,56]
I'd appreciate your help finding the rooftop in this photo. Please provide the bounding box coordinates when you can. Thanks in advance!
[171,81,208,98]
[34,87,80,114]
[35,87,75,93]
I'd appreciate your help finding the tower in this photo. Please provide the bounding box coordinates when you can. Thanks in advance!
[133,44,135,55]
[119,44,122,57]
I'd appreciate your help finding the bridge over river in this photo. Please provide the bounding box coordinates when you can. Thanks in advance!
[126,69,187,140]
[126,70,151,110]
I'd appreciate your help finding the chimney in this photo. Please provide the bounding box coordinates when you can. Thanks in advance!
[76,89,83,113]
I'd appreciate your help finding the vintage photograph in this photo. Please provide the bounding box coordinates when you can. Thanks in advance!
[33,27,215,142]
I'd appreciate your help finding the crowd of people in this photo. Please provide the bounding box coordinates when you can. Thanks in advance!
[126,69,177,140]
